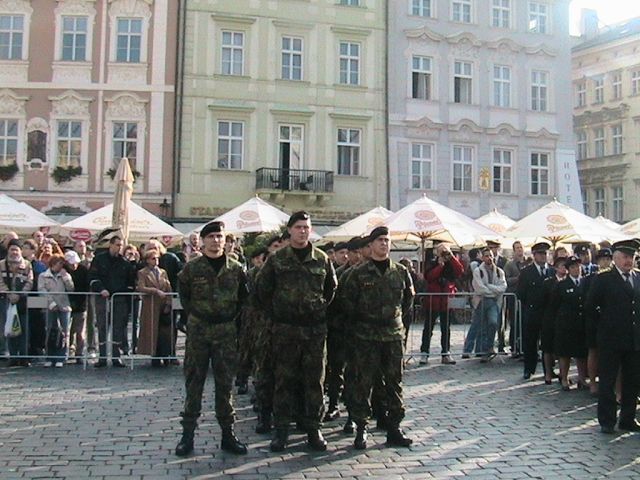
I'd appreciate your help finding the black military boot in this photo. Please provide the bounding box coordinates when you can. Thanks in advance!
[343,415,355,434]
[220,425,248,455]
[175,418,197,456]
[270,427,289,452]
[386,427,413,448]
[307,429,328,452]
[324,398,340,421]
[255,409,272,434]
[353,425,368,450]
[376,413,389,431]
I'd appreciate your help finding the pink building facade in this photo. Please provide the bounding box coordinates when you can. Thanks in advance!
[0,0,176,217]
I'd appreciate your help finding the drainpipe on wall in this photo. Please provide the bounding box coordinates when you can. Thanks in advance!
[172,0,187,220]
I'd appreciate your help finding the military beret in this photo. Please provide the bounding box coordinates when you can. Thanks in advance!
[368,226,389,243]
[7,238,22,248]
[612,239,640,255]
[287,210,310,227]
[334,242,348,251]
[531,242,551,254]
[574,244,591,256]
[200,221,225,238]
[347,236,363,251]
[564,255,581,268]
[595,247,613,259]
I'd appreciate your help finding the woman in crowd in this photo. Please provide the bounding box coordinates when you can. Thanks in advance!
[136,249,173,366]
[64,250,89,363]
[0,239,33,367]
[549,255,588,390]
[38,254,74,367]
[541,257,567,384]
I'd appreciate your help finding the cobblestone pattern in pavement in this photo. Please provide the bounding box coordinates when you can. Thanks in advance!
[1,326,640,480]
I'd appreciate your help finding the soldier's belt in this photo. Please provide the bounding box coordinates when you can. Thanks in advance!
[190,308,235,324]
[272,315,326,327]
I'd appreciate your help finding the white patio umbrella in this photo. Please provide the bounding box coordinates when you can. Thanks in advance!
[0,194,60,235]
[61,201,183,244]
[476,208,516,234]
[378,194,501,249]
[505,200,628,246]
[111,157,135,244]
[595,215,622,231]
[620,218,640,238]
[323,206,393,241]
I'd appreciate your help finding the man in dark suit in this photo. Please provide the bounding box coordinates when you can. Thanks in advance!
[517,242,554,379]
[586,239,640,433]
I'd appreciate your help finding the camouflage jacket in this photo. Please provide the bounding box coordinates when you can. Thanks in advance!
[342,260,415,341]
[327,262,358,330]
[178,254,248,324]
[256,245,337,326]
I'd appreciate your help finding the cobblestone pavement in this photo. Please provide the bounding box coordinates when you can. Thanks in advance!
[2,325,640,480]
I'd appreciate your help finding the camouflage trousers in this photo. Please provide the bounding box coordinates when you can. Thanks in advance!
[326,326,348,402]
[253,314,274,411]
[236,306,259,382]
[271,322,327,430]
[349,337,405,428]
[181,317,237,427]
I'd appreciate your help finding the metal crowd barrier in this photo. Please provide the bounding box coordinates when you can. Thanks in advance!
[406,292,522,362]
[0,290,184,370]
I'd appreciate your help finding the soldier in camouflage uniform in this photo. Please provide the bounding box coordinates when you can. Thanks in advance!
[175,221,249,457]
[342,226,415,449]
[256,211,337,452]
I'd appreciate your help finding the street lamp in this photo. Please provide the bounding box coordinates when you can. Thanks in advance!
[159,198,171,218]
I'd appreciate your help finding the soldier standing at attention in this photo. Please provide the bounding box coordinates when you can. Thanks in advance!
[342,226,415,450]
[256,211,337,452]
[175,221,249,456]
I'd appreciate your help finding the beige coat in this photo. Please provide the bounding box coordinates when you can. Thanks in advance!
[136,266,172,356]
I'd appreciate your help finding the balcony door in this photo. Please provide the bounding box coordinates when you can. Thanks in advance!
[279,124,303,190]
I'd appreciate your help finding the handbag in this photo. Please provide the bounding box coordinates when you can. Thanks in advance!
[4,303,22,338]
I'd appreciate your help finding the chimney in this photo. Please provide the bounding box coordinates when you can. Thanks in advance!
[580,8,599,38]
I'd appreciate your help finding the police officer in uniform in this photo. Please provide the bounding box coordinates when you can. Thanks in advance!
[342,226,415,449]
[175,221,248,456]
[517,242,554,379]
[586,239,640,433]
[256,211,337,452]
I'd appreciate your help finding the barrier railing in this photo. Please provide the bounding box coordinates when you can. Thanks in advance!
[0,290,184,370]
[406,292,522,362]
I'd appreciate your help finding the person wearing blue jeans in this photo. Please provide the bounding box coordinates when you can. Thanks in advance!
[38,255,74,368]
[463,248,506,360]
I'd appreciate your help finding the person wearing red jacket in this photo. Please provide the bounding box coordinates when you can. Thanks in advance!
[420,243,464,365]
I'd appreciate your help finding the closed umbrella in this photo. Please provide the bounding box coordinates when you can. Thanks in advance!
[111,157,135,244]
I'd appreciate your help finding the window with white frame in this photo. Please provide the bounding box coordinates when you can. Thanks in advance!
[492,149,512,194]
[112,122,138,170]
[493,65,511,107]
[612,186,623,222]
[61,16,87,61]
[0,119,18,166]
[217,121,243,169]
[56,121,82,168]
[594,187,605,216]
[576,131,587,160]
[530,152,549,195]
[632,70,640,95]
[339,42,360,85]
[452,0,472,23]
[492,0,510,28]
[0,15,24,60]
[582,189,589,216]
[221,31,244,76]
[115,18,142,63]
[411,143,433,190]
[279,124,304,171]
[612,72,622,100]
[594,127,605,157]
[593,76,604,104]
[339,0,360,5]
[531,70,548,111]
[454,61,472,104]
[412,56,432,100]
[452,145,473,192]
[281,36,302,81]
[612,124,623,155]
[412,0,432,17]
[576,81,586,107]
[528,2,548,33]
[337,128,360,176]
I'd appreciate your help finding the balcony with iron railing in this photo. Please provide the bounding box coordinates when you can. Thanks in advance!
[256,167,334,194]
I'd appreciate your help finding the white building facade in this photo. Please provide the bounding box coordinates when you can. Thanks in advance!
[388,0,578,218]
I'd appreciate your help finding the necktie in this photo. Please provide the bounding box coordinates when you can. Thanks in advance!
[575,278,579,287]
[624,273,633,287]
